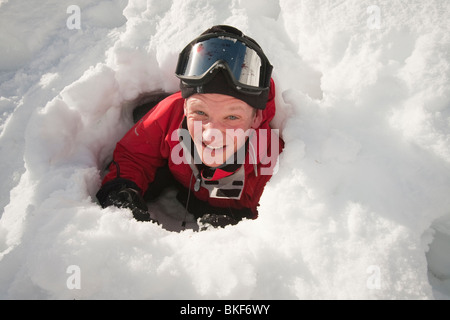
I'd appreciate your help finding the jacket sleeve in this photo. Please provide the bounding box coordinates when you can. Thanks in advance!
[101,113,168,196]
[244,133,284,218]
[244,78,285,217]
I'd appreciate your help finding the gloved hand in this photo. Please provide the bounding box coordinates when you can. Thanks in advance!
[104,186,151,222]
[197,214,239,230]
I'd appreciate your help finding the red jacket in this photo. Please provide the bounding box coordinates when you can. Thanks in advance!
[102,79,283,218]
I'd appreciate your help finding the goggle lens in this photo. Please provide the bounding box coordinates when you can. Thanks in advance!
[177,36,269,91]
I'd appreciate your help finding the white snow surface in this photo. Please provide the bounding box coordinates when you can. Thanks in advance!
[1,0,450,300]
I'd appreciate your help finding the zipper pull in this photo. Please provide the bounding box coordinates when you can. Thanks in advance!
[194,175,201,192]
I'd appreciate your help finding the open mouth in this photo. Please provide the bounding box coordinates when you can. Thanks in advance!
[202,142,225,151]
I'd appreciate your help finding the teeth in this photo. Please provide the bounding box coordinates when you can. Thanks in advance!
[205,144,224,150]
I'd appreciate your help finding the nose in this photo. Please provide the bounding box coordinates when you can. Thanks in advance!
[202,121,224,146]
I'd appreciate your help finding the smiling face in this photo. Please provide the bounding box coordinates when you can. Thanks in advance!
[184,93,262,167]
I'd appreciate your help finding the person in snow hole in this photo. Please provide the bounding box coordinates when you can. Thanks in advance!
[96,25,284,228]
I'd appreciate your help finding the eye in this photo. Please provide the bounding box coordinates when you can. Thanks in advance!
[227,115,239,120]
[194,110,206,116]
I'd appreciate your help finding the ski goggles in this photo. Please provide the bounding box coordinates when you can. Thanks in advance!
[175,33,273,95]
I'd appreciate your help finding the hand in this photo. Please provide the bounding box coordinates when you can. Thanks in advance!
[105,187,151,222]
[198,214,239,230]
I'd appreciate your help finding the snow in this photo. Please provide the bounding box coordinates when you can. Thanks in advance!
[1,0,450,300]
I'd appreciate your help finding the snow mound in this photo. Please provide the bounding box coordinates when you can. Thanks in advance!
[1,0,449,299]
